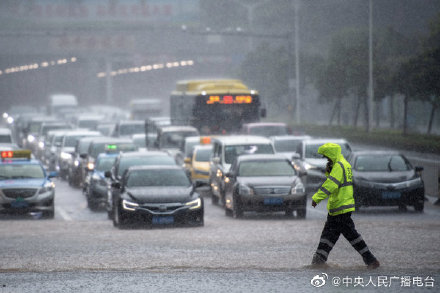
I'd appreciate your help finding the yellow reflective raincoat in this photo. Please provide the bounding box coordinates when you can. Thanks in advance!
[311,143,355,216]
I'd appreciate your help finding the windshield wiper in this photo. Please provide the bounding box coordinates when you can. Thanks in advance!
[387,157,393,172]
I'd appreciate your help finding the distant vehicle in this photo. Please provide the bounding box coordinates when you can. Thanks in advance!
[209,135,276,206]
[348,151,425,212]
[111,165,204,228]
[56,130,101,180]
[170,79,266,134]
[224,154,307,218]
[0,150,57,218]
[131,134,148,151]
[112,120,144,138]
[240,122,291,137]
[48,93,78,117]
[71,114,104,131]
[154,125,200,164]
[294,138,352,193]
[185,144,213,191]
[0,128,17,150]
[144,116,171,148]
[129,98,163,120]
[85,153,118,211]
[270,135,311,160]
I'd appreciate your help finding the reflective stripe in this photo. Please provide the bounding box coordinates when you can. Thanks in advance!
[319,186,331,196]
[341,182,353,187]
[359,247,370,255]
[329,204,355,214]
[328,175,341,186]
[337,162,346,183]
[320,238,335,248]
[350,236,363,246]
[316,249,329,258]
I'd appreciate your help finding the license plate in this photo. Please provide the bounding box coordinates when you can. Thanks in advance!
[152,216,174,225]
[382,191,401,199]
[11,199,29,208]
[264,197,283,205]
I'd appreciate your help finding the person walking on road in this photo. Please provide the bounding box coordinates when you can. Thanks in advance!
[311,142,380,269]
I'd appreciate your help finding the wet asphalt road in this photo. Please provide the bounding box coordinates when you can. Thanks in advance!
[0,178,439,292]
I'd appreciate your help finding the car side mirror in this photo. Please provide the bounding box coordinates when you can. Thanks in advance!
[193,181,206,189]
[104,170,112,178]
[212,157,220,164]
[48,171,58,178]
[415,166,424,173]
[298,170,307,177]
[80,153,87,159]
[111,182,121,189]
[184,157,191,164]
[225,172,235,179]
[291,153,300,161]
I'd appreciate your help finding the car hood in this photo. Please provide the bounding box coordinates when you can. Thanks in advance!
[237,176,297,187]
[0,178,45,188]
[354,170,415,183]
[125,186,195,203]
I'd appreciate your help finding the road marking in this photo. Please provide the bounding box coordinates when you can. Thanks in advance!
[57,207,73,221]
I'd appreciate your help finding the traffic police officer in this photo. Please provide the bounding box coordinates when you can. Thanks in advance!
[311,143,380,269]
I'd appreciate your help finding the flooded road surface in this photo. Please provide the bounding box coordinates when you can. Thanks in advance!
[0,179,439,292]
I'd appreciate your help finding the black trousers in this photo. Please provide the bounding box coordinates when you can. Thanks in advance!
[315,212,377,265]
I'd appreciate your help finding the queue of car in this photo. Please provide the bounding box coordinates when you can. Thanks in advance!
[0,109,427,229]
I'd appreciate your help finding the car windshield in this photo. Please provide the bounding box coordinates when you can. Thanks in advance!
[195,148,212,162]
[65,135,95,147]
[132,137,146,148]
[0,164,44,179]
[118,156,176,176]
[96,157,117,172]
[78,120,99,130]
[354,155,411,172]
[224,144,274,164]
[119,124,144,136]
[274,139,301,153]
[305,143,351,158]
[126,169,191,187]
[249,126,288,136]
[238,160,296,177]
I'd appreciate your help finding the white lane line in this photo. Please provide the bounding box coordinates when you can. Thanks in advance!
[57,207,73,221]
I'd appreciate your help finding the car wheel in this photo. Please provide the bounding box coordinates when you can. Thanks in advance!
[211,193,219,205]
[296,208,306,219]
[232,196,243,219]
[113,200,129,228]
[414,201,424,212]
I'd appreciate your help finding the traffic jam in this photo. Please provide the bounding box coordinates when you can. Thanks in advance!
[0,79,428,228]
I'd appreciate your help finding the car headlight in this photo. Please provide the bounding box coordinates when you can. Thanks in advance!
[291,182,305,194]
[38,141,45,149]
[60,152,72,160]
[122,199,139,211]
[39,181,55,194]
[185,198,202,209]
[238,184,253,195]
[27,135,35,143]
[303,162,318,170]
[87,162,95,170]
[74,160,80,167]
[92,173,101,181]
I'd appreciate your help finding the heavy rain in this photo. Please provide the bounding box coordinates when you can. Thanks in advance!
[0,0,439,292]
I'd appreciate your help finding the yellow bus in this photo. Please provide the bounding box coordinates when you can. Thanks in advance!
[170,79,265,134]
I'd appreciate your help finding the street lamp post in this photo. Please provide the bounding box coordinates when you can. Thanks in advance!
[368,0,374,132]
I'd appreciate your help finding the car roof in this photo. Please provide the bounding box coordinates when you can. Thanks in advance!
[350,150,402,156]
[127,165,183,172]
[212,135,273,145]
[159,125,199,132]
[235,154,290,163]
[0,128,12,135]
[302,138,349,145]
[243,122,287,127]
[89,137,134,144]
[118,151,171,158]
[270,135,311,141]
[63,130,101,136]
[118,120,144,125]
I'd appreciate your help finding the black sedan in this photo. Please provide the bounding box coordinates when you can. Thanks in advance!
[111,165,204,228]
[348,151,425,212]
[224,154,307,218]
